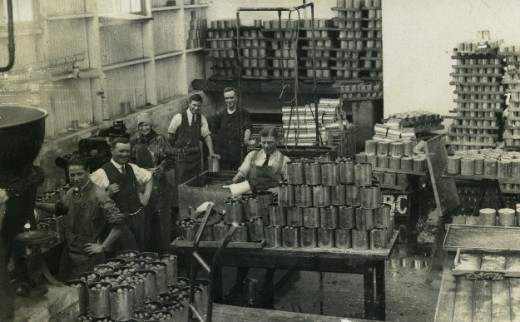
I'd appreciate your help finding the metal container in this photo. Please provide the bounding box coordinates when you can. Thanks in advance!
[300,227,317,248]
[213,222,230,241]
[137,252,159,263]
[479,208,496,226]
[354,163,372,187]
[282,226,300,248]
[65,280,88,315]
[355,207,374,231]
[247,217,265,241]
[365,140,377,155]
[474,157,485,175]
[498,160,512,178]
[208,156,220,172]
[150,262,168,295]
[104,258,127,269]
[287,161,304,185]
[318,228,335,248]
[231,224,248,242]
[94,264,115,277]
[321,162,338,186]
[375,204,391,228]
[345,185,360,206]
[335,228,352,249]
[287,207,304,227]
[460,158,474,176]
[400,157,413,171]
[484,158,497,177]
[339,159,355,184]
[338,206,356,229]
[376,141,390,156]
[370,229,388,249]
[264,226,282,247]
[388,157,400,170]
[225,200,244,224]
[376,156,388,169]
[498,208,516,227]
[255,191,273,217]
[356,152,367,163]
[360,185,381,209]
[403,140,414,157]
[313,185,331,207]
[122,275,145,308]
[134,270,157,301]
[390,142,404,158]
[88,282,112,318]
[79,272,100,285]
[412,157,426,172]
[279,184,295,207]
[320,206,338,229]
[268,204,287,227]
[366,154,378,168]
[383,172,396,185]
[352,229,369,249]
[109,285,135,321]
[511,159,520,178]
[303,161,321,185]
[117,249,140,261]
[294,185,313,207]
[331,185,346,206]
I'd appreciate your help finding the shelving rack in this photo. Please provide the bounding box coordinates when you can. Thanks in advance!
[502,46,520,148]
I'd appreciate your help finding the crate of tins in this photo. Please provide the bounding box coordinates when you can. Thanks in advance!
[332,0,383,81]
[359,138,427,189]
[206,19,240,79]
[501,45,520,147]
[452,206,520,227]
[447,37,506,151]
[263,19,298,80]
[71,252,186,321]
[337,81,383,100]
[239,20,269,79]
[445,148,520,193]
[264,156,394,250]
[299,19,335,80]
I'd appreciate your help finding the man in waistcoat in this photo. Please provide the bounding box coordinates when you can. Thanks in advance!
[168,94,219,185]
[91,137,152,251]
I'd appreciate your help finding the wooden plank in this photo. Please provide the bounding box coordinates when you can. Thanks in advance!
[172,239,264,249]
[453,253,481,275]
[444,225,520,252]
[510,278,520,321]
[506,257,520,277]
[492,279,512,321]
[435,257,457,322]
[453,277,474,322]
[473,280,493,322]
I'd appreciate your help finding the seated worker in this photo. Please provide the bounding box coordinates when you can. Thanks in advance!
[35,158,125,280]
[229,126,290,307]
[233,126,290,193]
[91,137,153,252]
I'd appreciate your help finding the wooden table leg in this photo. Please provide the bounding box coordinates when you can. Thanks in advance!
[213,265,223,302]
[364,266,375,320]
[375,261,386,320]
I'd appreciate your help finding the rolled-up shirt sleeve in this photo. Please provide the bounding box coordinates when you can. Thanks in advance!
[237,150,255,178]
[167,113,182,134]
[90,169,110,190]
[128,163,152,184]
[201,115,211,138]
[96,189,125,226]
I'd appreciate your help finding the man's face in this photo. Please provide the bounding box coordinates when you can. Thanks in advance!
[68,165,89,188]
[138,122,152,135]
[112,142,131,164]
[188,100,202,114]
[261,135,277,156]
[224,90,238,110]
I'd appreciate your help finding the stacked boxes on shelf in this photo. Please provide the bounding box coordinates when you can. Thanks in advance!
[263,19,299,80]
[282,98,342,146]
[207,20,239,79]
[265,157,394,249]
[447,36,506,151]
[502,46,520,147]
[300,19,335,80]
[240,20,268,79]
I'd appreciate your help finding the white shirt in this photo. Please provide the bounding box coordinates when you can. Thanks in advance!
[167,109,211,138]
[237,149,291,180]
[90,159,152,190]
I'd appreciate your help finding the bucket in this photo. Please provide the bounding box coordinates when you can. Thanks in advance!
[150,262,169,294]
[145,310,175,322]
[159,255,178,287]
[99,273,124,286]
[128,259,149,271]
[114,265,137,277]
[117,249,140,261]
[213,221,230,241]
[79,272,100,285]
[93,264,114,277]
[135,270,157,301]
[137,252,159,263]
[208,156,220,172]
[104,258,127,268]
[88,282,112,318]
[123,275,146,308]
[65,279,88,315]
[109,285,135,321]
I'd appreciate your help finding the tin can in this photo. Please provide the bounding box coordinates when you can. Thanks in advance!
[287,207,304,227]
[375,204,391,228]
[390,142,404,158]
[302,207,320,228]
[352,229,369,250]
[355,207,374,231]
[225,201,244,224]
[331,185,346,206]
[282,226,300,248]
[264,226,282,247]
[400,157,413,171]
[287,161,304,185]
[365,140,377,155]
[88,282,112,318]
[231,224,248,242]
[65,280,89,315]
[370,229,388,249]
[338,206,356,229]
[268,204,287,227]
[321,162,338,186]
[247,217,265,241]
[460,158,474,176]
[388,157,400,170]
[339,159,355,184]
[320,206,338,229]
[498,160,512,178]
[294,185,313,207]
[376,156,388,169]
[313,185,331,207]
[317,228,335,248]
[345,185,360,206]
[498,208,515,227]
[279,184,295,207]
[304,161,321,186]
[483,158,497,177]
[109,285,135,321]
[354,163,372,187]
[300,227,317,248]
[360,185,381,209]
[335,228,352,249]
[376,141,390,156]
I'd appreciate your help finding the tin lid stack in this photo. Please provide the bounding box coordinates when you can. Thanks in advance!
[447,32,506,151]
[501,45,520,147]
[207,20,239,80]
[240,20,268,80]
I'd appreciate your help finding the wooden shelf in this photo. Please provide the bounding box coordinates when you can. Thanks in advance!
[184,4,209,9]
[443,172,520,184]
[99,13,153,21]
[155,50,184,60]
[47,13,96,21]
[102,57,152,71]
[152,6,182,12]
[373,167,426,176]
[185,47,205,53]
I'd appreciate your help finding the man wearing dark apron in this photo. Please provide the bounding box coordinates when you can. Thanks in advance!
[168,94,219,186]
[230,126,290,307]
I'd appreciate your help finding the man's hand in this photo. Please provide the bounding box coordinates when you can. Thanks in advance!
[107,183,120,196]
[232,173,244,183]
[84,242,104,255]
[210,153,221,159]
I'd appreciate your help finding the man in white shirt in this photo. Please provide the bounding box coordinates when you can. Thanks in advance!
[168,94,219,185]
[91,137,153,251]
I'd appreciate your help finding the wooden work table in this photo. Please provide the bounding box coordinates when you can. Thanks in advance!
[212,303,374,322]
[171,232,398,321]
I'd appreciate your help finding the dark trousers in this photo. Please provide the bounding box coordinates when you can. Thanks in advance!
[175,151,201,186]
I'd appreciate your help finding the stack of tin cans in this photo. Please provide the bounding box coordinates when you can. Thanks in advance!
[240,21,268,79]
[501,45,520,147]
[265,157,394,250]
[447,35,506,151]
[207,20,239,79]
[453,206,520,227]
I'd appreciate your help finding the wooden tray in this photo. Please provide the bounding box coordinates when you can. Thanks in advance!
[444,224,520,252]
[172,238,264,249]
[452,249,520,277]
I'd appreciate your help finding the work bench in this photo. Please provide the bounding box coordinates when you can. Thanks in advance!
[171,231,398,321]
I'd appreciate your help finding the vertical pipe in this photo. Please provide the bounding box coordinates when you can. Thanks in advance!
[0,0,15,72]
[236,12,244,161]
[311,4,320,148]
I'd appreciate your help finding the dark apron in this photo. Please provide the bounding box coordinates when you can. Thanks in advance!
[248,151,285,192]
[174,148,201,186]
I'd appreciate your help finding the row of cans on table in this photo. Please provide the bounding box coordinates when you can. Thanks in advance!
[364,139,416,158]
[284,159,374,187]
[453,207,520,227]
[264,226,393,250]
[67,251,184,321]
[447,155,520,178]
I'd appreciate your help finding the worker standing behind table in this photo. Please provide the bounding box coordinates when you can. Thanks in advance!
[130,112,175,254]
[211,87,252,170]
[168,94,220,185]
[91,137,152,252]
[35,158,124,280]
[233,126,290,193]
